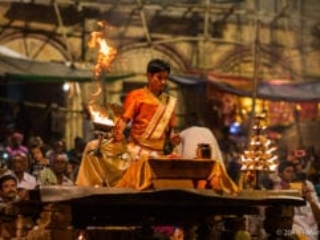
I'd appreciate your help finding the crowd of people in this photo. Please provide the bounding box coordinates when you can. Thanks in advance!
[0,58,320,239]
[0,133,84,192]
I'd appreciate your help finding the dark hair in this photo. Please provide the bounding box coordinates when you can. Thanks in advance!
[0,174,17,189]
[278,161,295,173]
[29,144,47,157]
[147,59,170,74]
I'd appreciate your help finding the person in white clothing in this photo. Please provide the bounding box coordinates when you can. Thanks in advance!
[177,112,225,168]
[293,180,320,240]
[51,153,74,186]
[6,153,37,190]
[271,161,320,240]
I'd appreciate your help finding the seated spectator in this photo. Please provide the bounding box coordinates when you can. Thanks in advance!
[5,132,28,158]
[0,174,27,239]
[6,153,37,190]
[51,154,73,186]
[66,159,80,183]
[29,144,50,168]
[273,161,296,190]
[287,149,308,181]
[46,139,68,165]
[27,135,51,156]
[29,144,57,186]
[0,174,20,204]
[273,161,320,240]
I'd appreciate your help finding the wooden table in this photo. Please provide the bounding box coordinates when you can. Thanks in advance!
[148,158,217,188]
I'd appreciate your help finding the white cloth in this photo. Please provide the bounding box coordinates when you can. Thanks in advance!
[176,126,225,167]
[59,175,74,186]
[293,180,319,240]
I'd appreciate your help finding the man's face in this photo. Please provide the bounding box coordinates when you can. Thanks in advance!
[279,166,295,183]
[54,141,64,153]
[31,148,43,162]
[292,159,303,172]
[53,156,67,174]
[0,179,17,202]
[147,71,169,95]
[12,155,28,173]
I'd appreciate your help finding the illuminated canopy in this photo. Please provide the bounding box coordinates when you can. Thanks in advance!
[169,74,320,102]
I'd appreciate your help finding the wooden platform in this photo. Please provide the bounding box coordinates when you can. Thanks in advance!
[21,186,304,228]
[1,186,303,239]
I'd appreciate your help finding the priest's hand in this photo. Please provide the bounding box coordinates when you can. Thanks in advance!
[113,131,124,142]
[170,133,181,146]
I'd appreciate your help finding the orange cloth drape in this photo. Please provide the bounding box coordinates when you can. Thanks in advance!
[115,158,239,195]
[76,139,129,187]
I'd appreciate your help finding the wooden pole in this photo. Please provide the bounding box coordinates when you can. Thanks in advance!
[247,19,261,142]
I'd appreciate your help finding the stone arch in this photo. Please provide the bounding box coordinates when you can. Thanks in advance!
[0,33,83,148]
[214,46,294,80]
[116,44,189,74]
[107,45,187,91]
[0,31,69,61]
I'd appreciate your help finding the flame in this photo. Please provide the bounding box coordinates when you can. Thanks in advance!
[240,118,278,172]
[86,21,117,127]
[91,112,115,127]
[88,105,114,127]
[88,21,117,79]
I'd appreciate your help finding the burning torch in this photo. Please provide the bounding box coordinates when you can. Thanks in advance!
[87,21,117,156]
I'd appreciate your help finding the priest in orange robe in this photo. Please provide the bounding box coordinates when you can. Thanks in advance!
[76,59,238,195]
